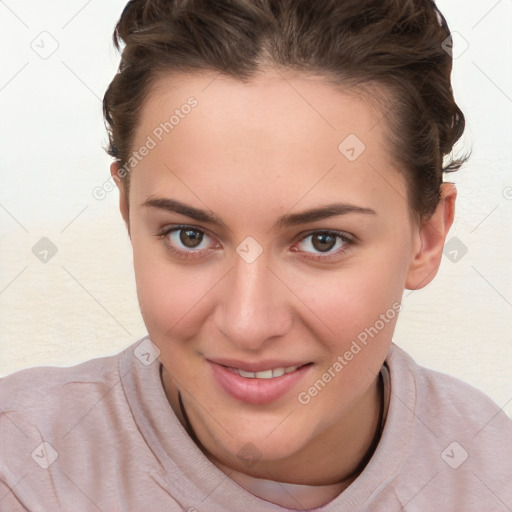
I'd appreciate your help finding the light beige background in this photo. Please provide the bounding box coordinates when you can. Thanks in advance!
[1,0,511,417]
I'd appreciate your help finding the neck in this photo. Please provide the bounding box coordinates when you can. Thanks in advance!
[162,367,386,508]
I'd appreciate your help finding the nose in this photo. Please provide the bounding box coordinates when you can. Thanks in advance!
[213,252,293,351]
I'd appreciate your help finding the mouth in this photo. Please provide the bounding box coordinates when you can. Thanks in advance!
[208,360,313,405]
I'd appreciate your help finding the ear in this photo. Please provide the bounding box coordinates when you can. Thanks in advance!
[110,162,130,236]
[405,183,457,290]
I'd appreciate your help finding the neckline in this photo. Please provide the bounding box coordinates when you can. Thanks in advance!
[119,339,415,511]
[175,366,391,508]
[176,364,390,486]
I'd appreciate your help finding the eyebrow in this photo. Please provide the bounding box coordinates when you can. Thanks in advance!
[142,197,376,230]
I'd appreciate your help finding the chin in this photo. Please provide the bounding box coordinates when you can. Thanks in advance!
[200,411,317,467]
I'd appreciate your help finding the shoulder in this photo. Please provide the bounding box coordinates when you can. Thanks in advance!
[1,349,123,409]
[388,343,511,435]
[383,343,512,510]
[0,346,134,444]
[0,339,166,511]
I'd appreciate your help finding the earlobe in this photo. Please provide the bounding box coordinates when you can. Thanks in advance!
[110,162,130,235]
[405,183,457,290]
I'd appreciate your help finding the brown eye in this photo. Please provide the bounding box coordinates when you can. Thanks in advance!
[295,230,353,260]
[158,225,219,260]
[311,233,337,252]
[179,229,204,248]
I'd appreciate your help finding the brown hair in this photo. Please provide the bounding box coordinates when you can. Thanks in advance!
[103,0,470,223]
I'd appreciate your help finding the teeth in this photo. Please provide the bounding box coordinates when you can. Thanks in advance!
[239,369,257,378]
[255,369,273,379]
[237,365,299,379]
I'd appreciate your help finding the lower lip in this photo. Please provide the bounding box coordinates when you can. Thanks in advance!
[209,362,312,405]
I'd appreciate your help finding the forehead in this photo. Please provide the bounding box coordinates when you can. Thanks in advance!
[141,70,387,153]
[129,70,408,225]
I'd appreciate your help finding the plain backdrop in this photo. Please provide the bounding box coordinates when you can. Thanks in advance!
[0,0,511,417]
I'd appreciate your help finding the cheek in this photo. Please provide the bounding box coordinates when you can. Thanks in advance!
[293,265,402,423]
[131,238,212,341]
[291,258,404,347]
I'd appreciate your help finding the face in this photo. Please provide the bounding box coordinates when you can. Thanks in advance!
[114,70,449,478]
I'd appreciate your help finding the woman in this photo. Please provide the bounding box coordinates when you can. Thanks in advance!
[1,0,511,510]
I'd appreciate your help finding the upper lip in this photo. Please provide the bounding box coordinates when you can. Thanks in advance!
[208,358,311,372]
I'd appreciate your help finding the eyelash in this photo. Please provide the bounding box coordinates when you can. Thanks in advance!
[156,225,356,262]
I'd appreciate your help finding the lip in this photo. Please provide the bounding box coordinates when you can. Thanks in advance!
[208,360,313,405]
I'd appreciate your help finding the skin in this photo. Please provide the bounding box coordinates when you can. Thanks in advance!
[111,70,456,508]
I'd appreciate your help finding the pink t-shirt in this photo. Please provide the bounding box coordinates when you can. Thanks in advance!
[1,338,511,511]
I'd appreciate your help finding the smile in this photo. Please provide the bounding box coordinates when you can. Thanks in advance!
[209,361,313,404]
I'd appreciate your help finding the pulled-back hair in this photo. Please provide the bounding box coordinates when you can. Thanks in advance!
[103,0,470,222]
